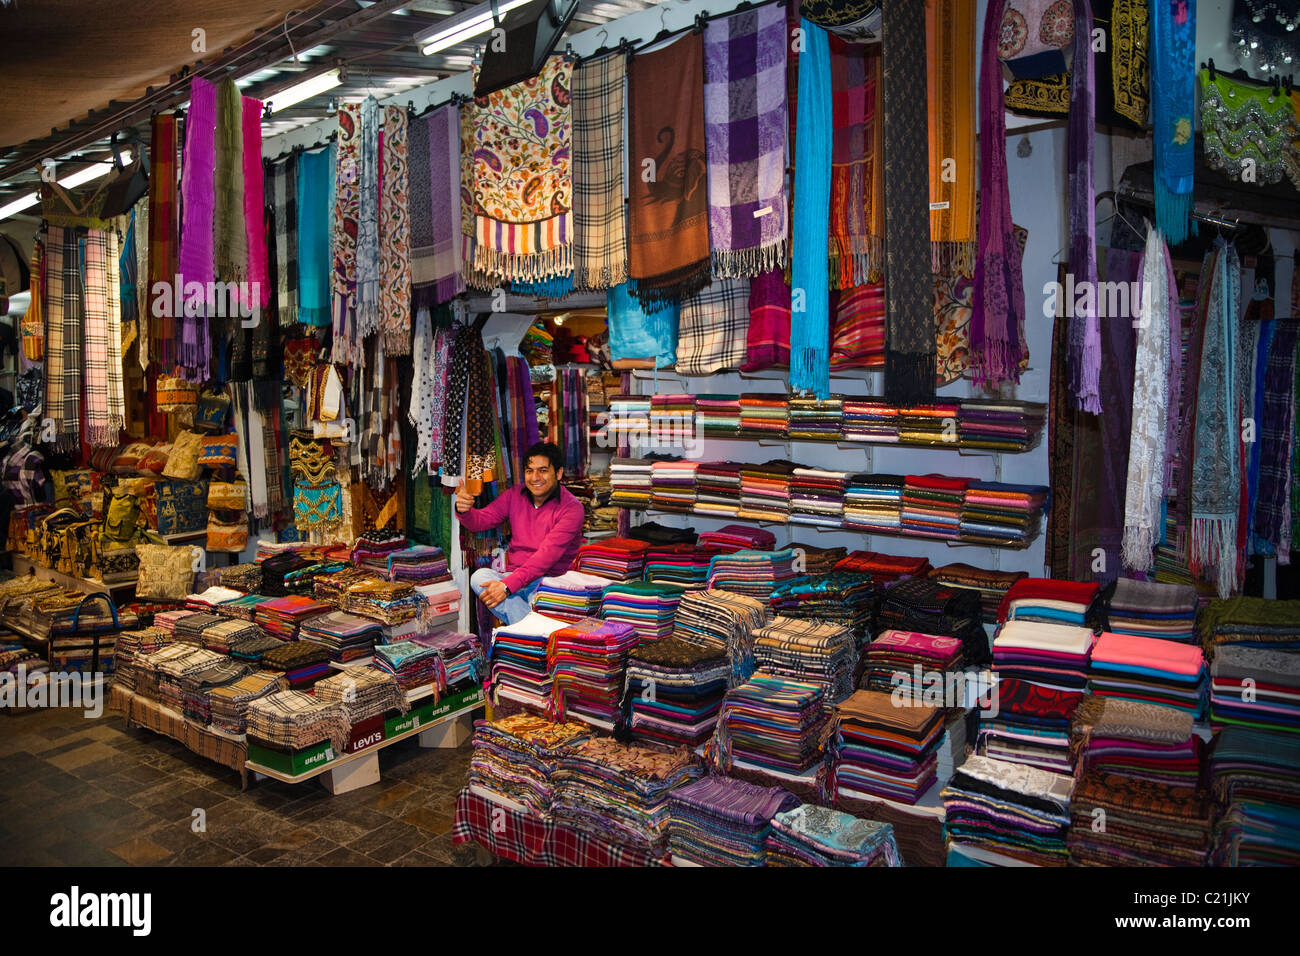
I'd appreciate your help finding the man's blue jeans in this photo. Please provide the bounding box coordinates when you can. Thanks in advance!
[470,568,540,625]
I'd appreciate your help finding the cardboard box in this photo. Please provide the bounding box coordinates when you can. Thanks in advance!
[247,738,337,777]
[384,685,483,738]
[343,713,386,755]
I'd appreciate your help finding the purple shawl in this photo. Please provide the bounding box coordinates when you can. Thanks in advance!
[1067,0,1101,413]
[178,76,217,378]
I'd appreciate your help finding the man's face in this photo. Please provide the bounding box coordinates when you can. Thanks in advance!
[525,455,561,500]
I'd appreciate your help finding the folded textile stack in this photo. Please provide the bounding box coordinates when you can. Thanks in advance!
[414,581,460,631]
[551,737,703,851]
[343,579,421,626]
[649,393,696,445]
[314,666,408,723]
[959,481,1048,547]
[129,644,198,701]
[467,713,592,812]
[672,589,769,685]
[214,594,272,622]
[1210,646,1300,734]
[608,394,650,436]
[842,474,905,533]
[713,672,828,774]
[350,529,409,575]
[649,460,698,514]
[312,566,373,606]
[149,646,229,710]
[1089,632,1207,718]
[531,570,611,622]
[900,474,968,540]
[186,586,244,612]
[598,580,686,643]
[199,619,265,655]
[0,643,45,679]
[246,690,350,752]
[572,537,649,582]
[625,521,698,546]
[281,561,352,596]
[984,621,1095,773]
[896,403,959,446]
[928,563,1027,622]
[998,578,1101,628]
[696,394,741,438]
[1105,578,1198,643]
[787,397,843,442]
[706,548,798,603]
[609,457,652,510]
[693,462,743,516]
[860,629,966,694]
[1197,597,1300,656]
[489,612,568,710]
[179,658,254,725]
[957,399,1046,452]
[111,627,171,691]
[667,776,799,866]
[767,572,876,638]
[831,689,946,805]
[876,576,988,667]
[1067,772,1213,866]
[373,640,443,694]
[384,545,451,585]
[255,595,332,640]
[142,608,195,635]
[789,544,846,573]
[752,617,857,706]
[643,544,726,588]
[841,399,899,443]
[1209,726,1300,866]
[625,637,731,747]
[549,617,639,728]
[789,467,849,528]
[765,804,902,867]
[1070,696,1202,788]
[207,672,288,735]
[411,631,483,690]
[941,754,1074,866]
[737,460,797,522]
[173,612,222,645]
[834,550,928,584]
[297,611,383,663]
[259,640,332,688]
[229,633,288,663]
[738,394,789,440]
[258,551,315,596]
[697,523,775,552]
[218,562,265,593]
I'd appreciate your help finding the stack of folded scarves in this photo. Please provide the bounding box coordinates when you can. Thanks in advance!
[313,666,408,723]
[649,460,698,513]
[672,589,769,686]
[840,399,899,442]
[185,586,245,612]
[788,544,847,573]
[626,521,698,547]
[350,529,409,575]
[259,640,332,688]
[179,658,254,725]
[835,550,929,584]
[696,394,741,438]
[384,545,451,585]
[789,468,849,527]
[998,578,1101,628]
[957,399,1046,452]
[712,672,828,774]
[765,804,902,866]
[697,524,775,552]
[467,713,592,812]
[1209,645,1300,733]
[282,560,352,596]
[737,394,789,439]
[1069,695,1202,788]
[767,572,876,638]
[928,563,1028,622]
[876,576,988,667]
[830,688,946,805]
[373,640,444,694]
[199,619,264,655]
[548,617,639,727]
[959,481,1049,547]
[415,580,460,629]
[860,629,966,694]
[598,580,687,643]
[941,754,1074,866]
[751,617,857,706]
[737,460,797,522]
[297,611,383,663]
[259,551,315,596]
[136,645,220,705]
[489,611,567,710]
[246,690,350,753]
[531,570,611,622]
[1209,726,1300,866]
[896,403,959,445]
[706,548,798,603]
[831,284,886,367]
[411,631,483,690]
[609,457,652,510]
[172,612,220,646]
[624,637,731,746]
[643,544,726,588]
[1105,579,1198,643]
[112,627,171,692]
[218,562,265,593]
[649,393,696,445]
[787,397,843,441]
[215,594,272,622]
[207,672,288,735]
[667,776,798,866]
[1066,771,1214,866]
[551,737,703,851]
[572,537,649,582]
[984,620,1095,773]
[1196,597,1300,656]
[343,579,421,626]
[255,595,332,640]
[608,394,650,436]
[229,633,287,664]
[842,474,904,533]
[901,474,968,540]
[1089,632,1207,718]
[694,462,743,516]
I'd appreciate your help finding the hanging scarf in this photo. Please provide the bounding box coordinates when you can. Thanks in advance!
[1162,248,1182,490]
[606,281,679,368]
[1121,227,1172,570]
[231,382,268,519]
[356,96,381,338]
[59,229,83,452]
[148,113,179,368]
[880,0,935,406]
[179,76,218,378]
[242,96,268,311]
[253,204,282,410]
[1067,0,1101,413]
[133,196,149,369]
[262,405,288,524]
[1192,240,1242,598]
[827,35,873,289]
[627,33,712,306]
[334,103,362,347]
[675,278,752,376]
[427,107,465,303]
[379,106,411,355]
[741,269,792,372]
[409,106,435,289]
[43,229,66,444]
[790,18,832,398]
[468,56,575,283]
[459,103,479,288]
[971,0,1026,387]
[573,52,629,290]
[1096,248,1140,581]
[442,322,475,485]
[432,321,453,470]
[298,146,332,328]
[1257,320,1300,548]
[927,0,977,275]
[272,154,299,325]
[1150,0,1196,243]
[214,78,247,286]
[20,240,44,364]
[703,5,788,279]
[410,306,435,475]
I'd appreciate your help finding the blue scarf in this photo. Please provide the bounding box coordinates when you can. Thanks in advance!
[1150,0,1197,242]
[607,281,679,369]
[296,147,333,326]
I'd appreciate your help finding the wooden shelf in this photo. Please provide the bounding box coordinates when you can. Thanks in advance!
[11,555,133,595]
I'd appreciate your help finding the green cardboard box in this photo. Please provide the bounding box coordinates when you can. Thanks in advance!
[384,685,483,738]
[247,738,336,777]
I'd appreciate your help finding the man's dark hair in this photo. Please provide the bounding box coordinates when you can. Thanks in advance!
[523,441,564,473]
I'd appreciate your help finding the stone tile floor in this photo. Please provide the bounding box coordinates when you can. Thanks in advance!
[0,705,499,866]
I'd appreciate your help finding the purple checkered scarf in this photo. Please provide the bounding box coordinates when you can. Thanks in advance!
[704,5,788,278]
[179,76,217,379]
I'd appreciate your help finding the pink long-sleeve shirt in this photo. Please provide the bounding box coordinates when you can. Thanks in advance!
[456,485,586,593]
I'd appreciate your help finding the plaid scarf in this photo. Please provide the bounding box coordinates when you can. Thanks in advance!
[573,52,628,291]
[272,153,299,325]
[85,230,125,447]
[149,113,179,368]
[333,103,361,349]
[60,229,83,452]
[927,0,977,274]
[43,228,65,444]
[828,35,874,289]
[676,278,751,375]
[379,106,411,355]
[179,76,218,379]
[132,197,148,366]
[628,33,712,306]
[704,5,788,279]
[242,96,268,312]
[357,96,381,339]
[1256,319,1300,548]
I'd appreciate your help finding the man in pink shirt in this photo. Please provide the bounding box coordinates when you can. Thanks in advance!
[456,441,586,625]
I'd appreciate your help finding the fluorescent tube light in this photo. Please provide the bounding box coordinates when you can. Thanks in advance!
[416,0,532,56]
[263,69,343,114]
[0,150,133,222]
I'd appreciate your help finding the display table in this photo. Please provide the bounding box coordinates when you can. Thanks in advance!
[452,786,672,867]
[111,685,250,788]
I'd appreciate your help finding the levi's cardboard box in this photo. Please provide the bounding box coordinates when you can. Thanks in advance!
[343,713,386,755]
[384,685,484,738]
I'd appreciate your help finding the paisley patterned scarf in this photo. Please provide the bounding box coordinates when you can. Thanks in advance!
[379,106,411,355]
[356,96,381,339]
[333,103,361,353]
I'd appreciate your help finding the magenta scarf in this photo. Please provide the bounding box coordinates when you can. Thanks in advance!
[971,0,1025,387]
[1066,0,1101,413]
[242,96,269,309]
[179,76,217,377]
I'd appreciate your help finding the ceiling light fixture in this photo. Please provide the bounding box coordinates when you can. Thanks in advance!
[415,0,533,56]
[263,68,344,114]
[0,150,134,223]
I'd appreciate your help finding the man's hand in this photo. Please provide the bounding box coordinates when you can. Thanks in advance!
[455,479,474,514]
[480,580,509,608]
